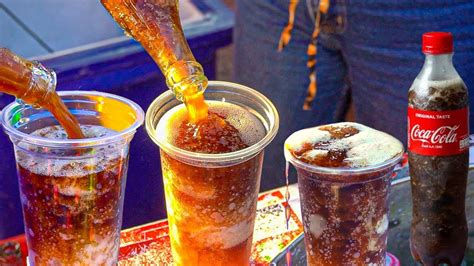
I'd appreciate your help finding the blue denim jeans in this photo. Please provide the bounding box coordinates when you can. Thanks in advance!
[234,0,474,191]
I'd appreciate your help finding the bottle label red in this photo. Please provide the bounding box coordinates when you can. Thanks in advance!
[408,107,469,156]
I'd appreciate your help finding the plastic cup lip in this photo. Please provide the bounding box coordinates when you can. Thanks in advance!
[1,90,145,148]
[284,135,404,176]
[145,80,279,166]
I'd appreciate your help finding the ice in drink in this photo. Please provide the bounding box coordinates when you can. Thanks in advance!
[17,126,125,265]
[2,91,144,266]
[156,101,266,265]
[284,122,403,266]
[146,81,279,265]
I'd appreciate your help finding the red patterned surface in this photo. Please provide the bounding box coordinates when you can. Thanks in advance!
[0,189,303,265]
[117,190,303,265]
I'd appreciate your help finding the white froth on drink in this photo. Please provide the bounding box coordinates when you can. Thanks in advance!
[285,122,403,168]
[17,125,121,178]
[155,101,266,147]
[31,124,116,139]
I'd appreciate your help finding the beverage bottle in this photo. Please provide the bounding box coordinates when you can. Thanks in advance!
[0,48,84,138]
[100,0,208,122]
[408,32,469,266]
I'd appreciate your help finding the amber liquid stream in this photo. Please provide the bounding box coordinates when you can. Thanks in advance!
[0,48,84,139]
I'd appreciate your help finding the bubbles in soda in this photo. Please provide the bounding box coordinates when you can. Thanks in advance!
[285,122,403,265]
[155,101,267,265]
[17,125,126,265]
[157,101,266,153]
[408,77,469,265]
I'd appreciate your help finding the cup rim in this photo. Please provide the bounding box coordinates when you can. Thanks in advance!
[145,80,279,166]
[284,134,404,175]
[1,91,145,148]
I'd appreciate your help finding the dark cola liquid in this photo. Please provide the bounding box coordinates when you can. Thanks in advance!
[409,78,469,266]
[286,123,403,266]
[297,168,392,266]
[17,125,127,265]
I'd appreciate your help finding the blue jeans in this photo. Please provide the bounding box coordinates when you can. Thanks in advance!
[233,0,474,191]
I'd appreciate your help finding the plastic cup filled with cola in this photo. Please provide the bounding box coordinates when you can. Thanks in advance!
[146,81,279,265]
[284,122,403,266]
[1,91,144,265]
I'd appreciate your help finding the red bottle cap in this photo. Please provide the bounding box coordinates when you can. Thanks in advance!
[422,32,454,54]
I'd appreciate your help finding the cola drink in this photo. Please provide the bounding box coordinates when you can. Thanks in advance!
[157,101,266,265]
[408,32,469,266]
[284,122,404,265]
[16,125,127,265]
[146,82,279,266]
[2,91,145,265]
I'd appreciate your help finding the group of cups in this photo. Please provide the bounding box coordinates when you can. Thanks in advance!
[1,81,403,265]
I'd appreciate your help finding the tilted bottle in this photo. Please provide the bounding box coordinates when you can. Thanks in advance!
[100,0,208,122]
[0,48,84,138]
[408,32,469,266]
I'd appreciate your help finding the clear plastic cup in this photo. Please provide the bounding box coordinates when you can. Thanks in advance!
[284,128,403,266]
[146,81,279,265]
[1,91,144,265]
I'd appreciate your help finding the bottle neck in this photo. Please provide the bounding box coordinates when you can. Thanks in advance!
[417,53,459,81]
[165,61,208,101]
[100,0,208,101]
[0,48,56,106]
[27,61,57,105]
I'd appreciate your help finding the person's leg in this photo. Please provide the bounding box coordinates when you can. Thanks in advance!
[343,0,474,145]
[234,0,349,191]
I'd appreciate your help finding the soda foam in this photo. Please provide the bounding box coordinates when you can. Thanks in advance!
[286,122,403,168]
[156,101,266,148]
[32,124,115,139]
[17,125,121,178]
[410,78,466,106]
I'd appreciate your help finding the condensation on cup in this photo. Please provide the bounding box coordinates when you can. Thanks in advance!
[146,81,279,265]
[284,122,403,266]
[1,91,144,265]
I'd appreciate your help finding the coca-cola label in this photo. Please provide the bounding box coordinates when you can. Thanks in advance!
[408,107,469,156]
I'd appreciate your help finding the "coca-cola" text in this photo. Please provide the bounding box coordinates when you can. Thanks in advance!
[410,124,459,144]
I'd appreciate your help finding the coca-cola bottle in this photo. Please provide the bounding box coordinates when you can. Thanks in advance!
[408,32,469,265]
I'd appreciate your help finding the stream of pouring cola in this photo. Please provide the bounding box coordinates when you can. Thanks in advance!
[0,48,84,139]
